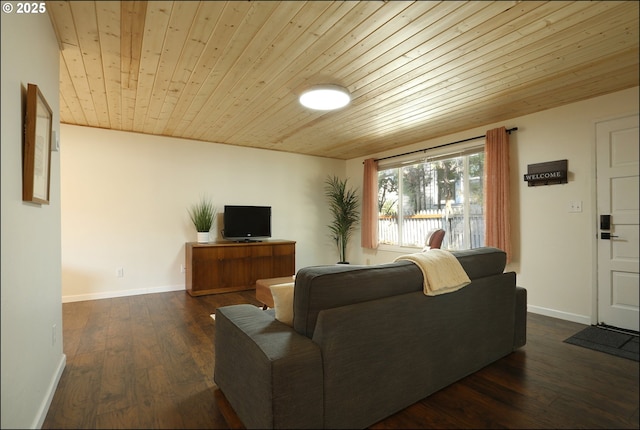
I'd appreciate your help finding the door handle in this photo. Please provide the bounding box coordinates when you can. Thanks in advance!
[601,232,619,240]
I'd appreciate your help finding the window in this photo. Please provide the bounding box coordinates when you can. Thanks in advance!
[377,149,485,250]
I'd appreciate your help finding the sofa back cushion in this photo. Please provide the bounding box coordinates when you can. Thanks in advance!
[450,246,507,279]
[293,247,508,338]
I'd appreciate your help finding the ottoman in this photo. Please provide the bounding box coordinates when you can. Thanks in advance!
[255,276,295,309]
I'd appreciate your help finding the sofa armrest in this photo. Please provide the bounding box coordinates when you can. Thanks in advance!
[214,304,323,429]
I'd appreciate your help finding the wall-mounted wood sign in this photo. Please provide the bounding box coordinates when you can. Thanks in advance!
[524,159,568,187]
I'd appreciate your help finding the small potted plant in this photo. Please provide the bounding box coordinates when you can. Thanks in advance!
[324,175,360,264]
[188,196,216,243]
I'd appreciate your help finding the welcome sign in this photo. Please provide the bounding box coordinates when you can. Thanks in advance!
[524,159,568,186]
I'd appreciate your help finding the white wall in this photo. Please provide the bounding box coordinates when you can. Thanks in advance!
[1,10,63,430]
[60,126,344,301]
[347,87,639,325]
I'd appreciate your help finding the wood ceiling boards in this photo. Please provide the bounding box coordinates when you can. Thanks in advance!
[47,1,639,160]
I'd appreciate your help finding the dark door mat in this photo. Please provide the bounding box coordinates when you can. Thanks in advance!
[564,325,639,361]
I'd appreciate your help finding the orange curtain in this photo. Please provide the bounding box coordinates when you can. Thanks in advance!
[361,158,379,249]
[484,127,511,262]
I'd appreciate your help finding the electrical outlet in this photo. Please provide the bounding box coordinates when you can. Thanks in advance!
[116,267,124,278]
[568,200,583,213]
[180,264,186,273]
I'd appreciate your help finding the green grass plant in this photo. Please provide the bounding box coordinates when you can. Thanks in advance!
[188,196,216,232]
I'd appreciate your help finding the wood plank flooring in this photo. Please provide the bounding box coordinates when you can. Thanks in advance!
[43,290,639,429]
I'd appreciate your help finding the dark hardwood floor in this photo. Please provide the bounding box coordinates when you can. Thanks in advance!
[43,290,639,429]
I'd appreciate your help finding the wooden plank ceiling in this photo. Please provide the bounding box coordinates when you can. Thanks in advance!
[47,1,639,160]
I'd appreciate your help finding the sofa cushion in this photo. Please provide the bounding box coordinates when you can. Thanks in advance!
[451,247,507,279]
[293,261,423,338]
[293,247,507,338]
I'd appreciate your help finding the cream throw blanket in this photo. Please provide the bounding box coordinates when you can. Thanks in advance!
[395,249,471,296]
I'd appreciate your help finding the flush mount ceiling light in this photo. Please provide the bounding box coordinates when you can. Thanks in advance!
[299,84,351,110]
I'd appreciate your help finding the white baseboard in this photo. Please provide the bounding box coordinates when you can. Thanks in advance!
[34,353,66,429]
[528,305,591,325]
[62,284,186,303]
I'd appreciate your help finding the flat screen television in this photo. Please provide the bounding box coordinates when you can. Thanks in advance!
[222,205,271,242]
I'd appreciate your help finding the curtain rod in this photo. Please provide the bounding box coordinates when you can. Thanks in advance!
[371,127,518,163]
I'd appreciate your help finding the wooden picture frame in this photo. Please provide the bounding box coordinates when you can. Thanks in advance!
[23,83,53,204]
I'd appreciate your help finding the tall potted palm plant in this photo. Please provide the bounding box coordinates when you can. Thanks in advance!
[188,196,216,243]
[324,175,360,263]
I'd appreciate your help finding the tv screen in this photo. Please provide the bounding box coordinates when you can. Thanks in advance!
[223,205,271,241]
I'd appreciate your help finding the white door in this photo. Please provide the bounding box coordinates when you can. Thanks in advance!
[596,114,639,332]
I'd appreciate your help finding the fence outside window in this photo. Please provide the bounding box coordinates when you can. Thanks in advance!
[378,206,484,250]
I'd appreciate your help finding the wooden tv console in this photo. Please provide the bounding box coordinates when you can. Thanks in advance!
[185,239,295,296]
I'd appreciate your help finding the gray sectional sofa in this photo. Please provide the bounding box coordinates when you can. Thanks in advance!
[214,247,527,429]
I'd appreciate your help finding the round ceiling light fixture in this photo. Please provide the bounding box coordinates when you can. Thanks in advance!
[299,84,351,111]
